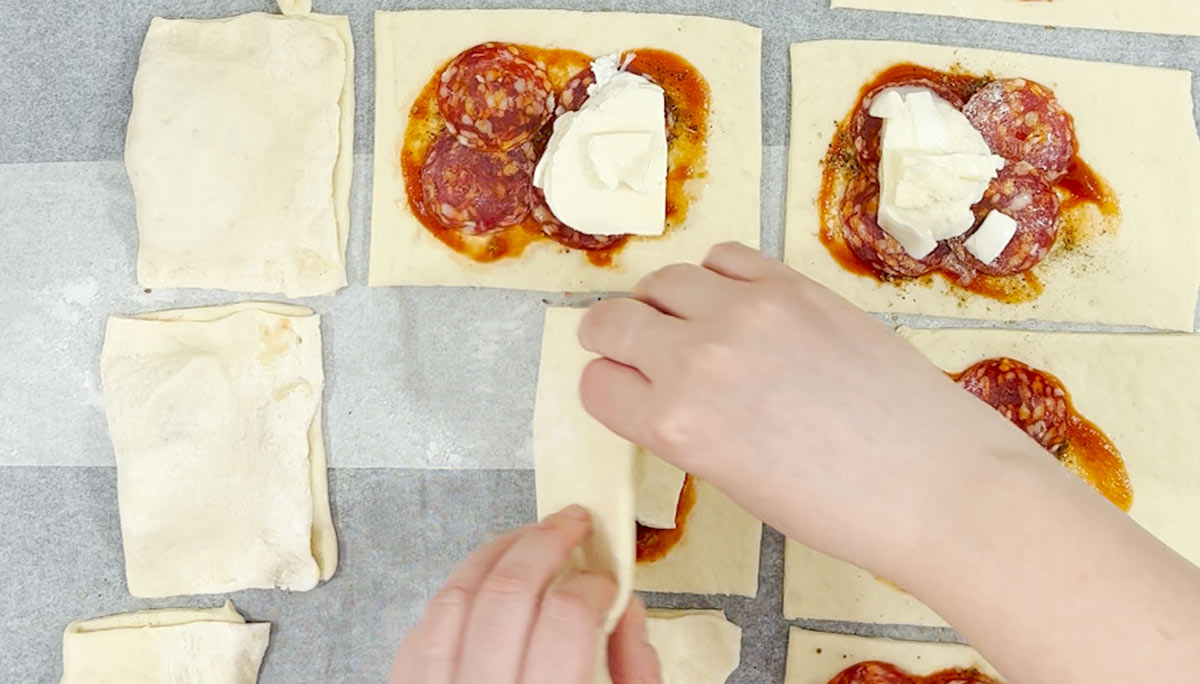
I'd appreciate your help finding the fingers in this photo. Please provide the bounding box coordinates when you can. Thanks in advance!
[520,572,619,684]
[579,358,655,450]
[608,596,663,684]
[702,241,784,282]
[578,298,684,378]
[634,262,740,320]
[390,529,524,684]
[452,506,593,684]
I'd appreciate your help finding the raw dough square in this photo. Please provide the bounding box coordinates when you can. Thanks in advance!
[830,0,1200,38]
[645,610,742,684]
[635,476,762,598]
[785,329,1200,625]
[126,10,354,297]
[784,40,1200,330]
[61,601,269,684]
[784,628,1001,684]
[370,9,761,291]
[534,307,636,632]
[101,302,337,597]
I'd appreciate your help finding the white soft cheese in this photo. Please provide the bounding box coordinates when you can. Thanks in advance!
[533,55,668,236]
[964,210,1018,265]
[870,88,1006,259]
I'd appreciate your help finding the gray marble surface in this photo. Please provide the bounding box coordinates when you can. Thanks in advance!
[1,0,1197,681]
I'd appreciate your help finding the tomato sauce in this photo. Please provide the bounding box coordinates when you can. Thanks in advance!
[400,45,710,265]
[636,475,696,564]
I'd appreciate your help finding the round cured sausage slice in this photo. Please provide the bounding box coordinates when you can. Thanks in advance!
[531,189,626,251]
[849,80,966,169]
[953,162,1061,276]
[963,79,1076,179]
[438,43,554,152]
[555,68,595,116]
[826,662,911,684]
[420,133,536,235]
[922,671,1002,684]
[840,177,947,278]
[955,357,1070,452]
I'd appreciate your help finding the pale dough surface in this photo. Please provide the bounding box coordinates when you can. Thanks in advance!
[61,601,269,684]
[784,40,1200,330]
[645,610,742,684]
[533,307,635,632]
[785,328,1200,625]
[127,11,353,298]
[101,302,337,598]
[635,479,762,597]
[369,10,761,292]
[784,628,1002,684]
[635,449,687,529]
[831,0,1200,37]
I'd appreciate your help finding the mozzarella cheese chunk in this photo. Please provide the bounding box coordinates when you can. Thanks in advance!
[533,55,668,236]
[870,88,1005,259]
[964,210,1018,265]
[635,450,687,529]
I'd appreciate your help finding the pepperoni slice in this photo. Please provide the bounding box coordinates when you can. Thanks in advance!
[952,162,1061,277]
[921,671,1001,684]
[531,189,626,251]
[437,43,554,152]
[849,80,966,169]
[840,177,947,278]
[963,78,1076,179]
[419,133,535,235]
[555,68,595,116]
[955,357,1070,452]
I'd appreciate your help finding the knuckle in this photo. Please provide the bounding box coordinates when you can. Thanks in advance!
[541,589,600,630]
[480,564,538,601]
[426,584,472,614]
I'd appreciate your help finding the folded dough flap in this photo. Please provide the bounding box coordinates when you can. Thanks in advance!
[644,610,742,684]
[635,449,687,529]
[61,602,270,684]
[533,307,636,634]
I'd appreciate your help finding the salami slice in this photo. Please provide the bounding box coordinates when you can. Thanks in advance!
[955,357,1070,452]
[921,672,1000,684]
[963,79,1076,179]
[849,80,966,169]
[840,177,947,278]
[531,189,626,251]
[419,133,535,235]
[952,162,1061,277]
[555,68,595,116]
[826,662,911,684]
[438,43,554,152]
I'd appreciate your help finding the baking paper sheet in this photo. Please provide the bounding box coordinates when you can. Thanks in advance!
[1,0,1197,681]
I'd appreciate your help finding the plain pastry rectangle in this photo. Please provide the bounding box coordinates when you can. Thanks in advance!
[370,9,761,292]
[831,0,1200,38]
[100,302,337,598]
[784,40,1200,331]
[126,11,353,297]
[784,628,1001,684]
[61,601,269,684]
[785,328,1200,625]
[534,307,635,633]
[644,610,741,684]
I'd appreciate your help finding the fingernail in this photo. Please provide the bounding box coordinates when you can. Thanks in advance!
[560,504,591,521]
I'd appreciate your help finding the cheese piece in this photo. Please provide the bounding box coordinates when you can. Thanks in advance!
[61,601,269,684]
[635,450,687,529]
[533,56,668,237]
[870,88,1005,258]
[964,210,1018,265]
[645,610,742,684]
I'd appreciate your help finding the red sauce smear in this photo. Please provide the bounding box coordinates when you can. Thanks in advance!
[950,357,1133,511]
[818,64,1119,304]
[636,474,696,563]
[401,46,710,266]
[826,661,1003,684]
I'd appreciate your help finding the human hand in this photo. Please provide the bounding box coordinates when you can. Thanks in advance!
[389,506,661,684]
[577,242,1045,573]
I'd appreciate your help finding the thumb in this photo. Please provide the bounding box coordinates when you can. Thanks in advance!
[607,595,662,684]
